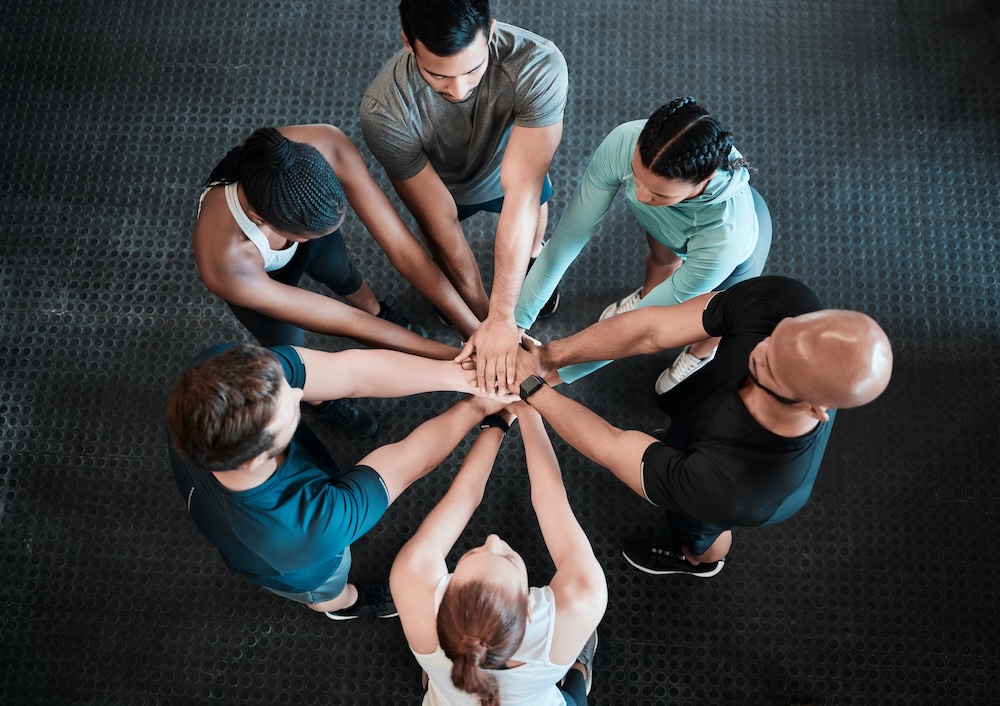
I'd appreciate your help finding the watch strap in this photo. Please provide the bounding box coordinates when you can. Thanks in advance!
[479,414,510,434]
[519,374,546,402]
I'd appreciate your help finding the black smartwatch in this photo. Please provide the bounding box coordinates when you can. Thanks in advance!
[519,374,546,402]
[479,414,510,434]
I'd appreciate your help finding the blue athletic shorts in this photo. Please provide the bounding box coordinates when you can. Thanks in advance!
[456,174,553,221]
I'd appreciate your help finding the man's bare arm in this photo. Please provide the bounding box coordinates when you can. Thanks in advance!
[540,292,716,373]
[524,384,657,499]
[334,139,481,336]
[295,347,488,403]
[459,122,563,392]
[359,396,502,502]
[390,164,488,336]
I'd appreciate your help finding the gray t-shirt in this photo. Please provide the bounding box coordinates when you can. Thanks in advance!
[360,23,568,204]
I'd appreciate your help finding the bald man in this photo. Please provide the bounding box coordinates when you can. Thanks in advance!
[513,276,892,577]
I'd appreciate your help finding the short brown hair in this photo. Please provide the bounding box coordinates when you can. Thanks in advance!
[436,579,529,706]
[167,344,285,471]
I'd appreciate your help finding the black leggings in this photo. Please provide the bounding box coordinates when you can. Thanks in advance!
[227,230,364,347]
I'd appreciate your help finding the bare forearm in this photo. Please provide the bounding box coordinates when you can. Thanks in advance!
[528,385,632,481]
[489,204,539,320]
[542,310,662,370]
[347,315,458,360]
[360,396,496,502]
[386,241,481,335]
[526,384,655,498]
[521,412,568,505]
[518,409,599,576]
[446,426,506,510]
[299,348,476,401]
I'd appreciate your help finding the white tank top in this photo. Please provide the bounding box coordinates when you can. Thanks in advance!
[412,574,573,706]
[199,182,298,272]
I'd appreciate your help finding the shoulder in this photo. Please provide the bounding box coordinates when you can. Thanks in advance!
[270,345,306,386]
[706,277,823,334]
[362,48,417,109]
[596,121,644,158]
[494,23,567,87]
[275,124,359,173]
[391,561,447,654]
[191,189,260,267]
[494,22,564,62]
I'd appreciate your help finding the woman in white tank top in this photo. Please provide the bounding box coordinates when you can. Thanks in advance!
[391,403,607,705]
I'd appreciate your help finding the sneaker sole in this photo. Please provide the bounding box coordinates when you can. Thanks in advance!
[324,609,399,621]
[584,630,598,695]
[537,290,561,319]
[654,367,679,395]
[303,406,381,438]
[622,551,725,577]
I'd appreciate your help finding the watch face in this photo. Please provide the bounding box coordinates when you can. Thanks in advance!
[520,375,544,400]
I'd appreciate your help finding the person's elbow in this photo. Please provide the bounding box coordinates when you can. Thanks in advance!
[389,546,420,595]
[563,560,609,615]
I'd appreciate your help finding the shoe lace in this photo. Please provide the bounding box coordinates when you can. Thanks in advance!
[358,582,392,608]
[323,399,359,424]
[378,297,407,327]
[669,351,705,382]
[614,289,642,315]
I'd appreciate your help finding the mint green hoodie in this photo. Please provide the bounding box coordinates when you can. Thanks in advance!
[515,119,759,383]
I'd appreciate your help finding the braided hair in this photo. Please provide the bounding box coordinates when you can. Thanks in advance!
[206,128,346,236]
[437,578,529,706]
[637,97,751,184]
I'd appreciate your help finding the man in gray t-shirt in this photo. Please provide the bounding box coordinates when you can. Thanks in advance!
[360,0,567,394]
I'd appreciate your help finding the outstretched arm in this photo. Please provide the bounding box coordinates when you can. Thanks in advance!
[516,404,607,665]
[389,164,489,337]
[514,127,627,330]
[295,347,487,403]
[522,385,656,499]
[533,292,716,383]
[197,246,457,360]
[390,410,512,653]
[458,122,563,393]
[333,132,481,336]
[358,396,503,503]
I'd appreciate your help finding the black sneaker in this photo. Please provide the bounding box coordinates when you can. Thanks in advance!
[431,304,454,329]
[325,581,398,620]
[306,400,380,437]
[528,251,560,319]
[622,535,725,577]
[537,286,560,319]
[575,629,598,695]
[378,297,428,338]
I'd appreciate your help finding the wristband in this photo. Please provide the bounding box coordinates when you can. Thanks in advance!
[479,414,510,434]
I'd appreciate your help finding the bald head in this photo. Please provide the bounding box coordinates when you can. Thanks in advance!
[771,310,893,409]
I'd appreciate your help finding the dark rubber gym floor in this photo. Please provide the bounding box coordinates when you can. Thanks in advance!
[2,1,998,704]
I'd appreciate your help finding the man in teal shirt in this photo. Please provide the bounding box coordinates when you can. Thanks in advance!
[168,343,501,619]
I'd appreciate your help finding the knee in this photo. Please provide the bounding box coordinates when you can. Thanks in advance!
[686,531,732,564]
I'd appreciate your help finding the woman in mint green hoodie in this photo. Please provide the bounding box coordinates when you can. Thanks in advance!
[515,97,771,390]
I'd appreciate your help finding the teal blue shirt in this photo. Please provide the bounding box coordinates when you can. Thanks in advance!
[516,120,758,382]
[169,344,390,593]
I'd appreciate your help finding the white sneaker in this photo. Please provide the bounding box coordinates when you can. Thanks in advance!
[598,287,643,321]
[654,344,717,394]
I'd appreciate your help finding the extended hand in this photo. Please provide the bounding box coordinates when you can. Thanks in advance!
[514,335,551,387]
[456,315,520,395]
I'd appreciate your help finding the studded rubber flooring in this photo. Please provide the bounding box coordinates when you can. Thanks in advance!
[2,0,999,704]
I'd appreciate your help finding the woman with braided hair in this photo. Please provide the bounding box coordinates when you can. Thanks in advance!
[194,125,479,435]
[391,403,606,705]
[514,98,772,390]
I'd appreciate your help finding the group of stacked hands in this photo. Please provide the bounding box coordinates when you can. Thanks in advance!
[167,2,894,704]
